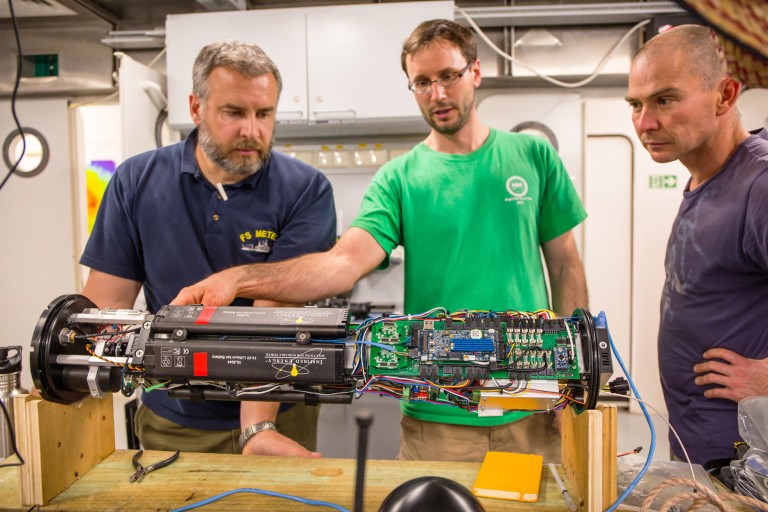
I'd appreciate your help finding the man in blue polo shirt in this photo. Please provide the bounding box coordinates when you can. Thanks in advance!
[79,41,336,457]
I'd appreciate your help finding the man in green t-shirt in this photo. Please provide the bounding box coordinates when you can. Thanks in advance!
[173,19,588,462]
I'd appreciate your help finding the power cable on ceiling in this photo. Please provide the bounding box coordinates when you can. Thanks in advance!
[455,4,651,89]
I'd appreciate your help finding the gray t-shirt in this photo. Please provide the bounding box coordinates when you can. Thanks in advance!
[659,128,768,464]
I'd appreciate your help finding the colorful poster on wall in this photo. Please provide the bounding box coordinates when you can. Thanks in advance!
[86,160,115,233]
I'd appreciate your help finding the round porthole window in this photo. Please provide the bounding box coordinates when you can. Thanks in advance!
[510,121,559,152]
[3,127,50,178]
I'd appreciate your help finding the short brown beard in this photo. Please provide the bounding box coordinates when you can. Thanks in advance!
[197,119,273,177]
[423,94,474,135]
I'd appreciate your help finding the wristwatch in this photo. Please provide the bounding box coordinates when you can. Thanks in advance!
[239,421,277,448]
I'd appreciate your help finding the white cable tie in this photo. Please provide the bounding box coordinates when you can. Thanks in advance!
[215,182,229,201]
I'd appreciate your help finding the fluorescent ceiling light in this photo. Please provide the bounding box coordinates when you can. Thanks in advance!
[514,29,562,48]
[101,30,166,50]
[196,0,246,11]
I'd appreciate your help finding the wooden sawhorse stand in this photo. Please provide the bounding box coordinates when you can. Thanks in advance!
[14,395,619,510]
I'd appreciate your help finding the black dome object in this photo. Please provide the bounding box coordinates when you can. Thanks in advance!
[378,476,486,512]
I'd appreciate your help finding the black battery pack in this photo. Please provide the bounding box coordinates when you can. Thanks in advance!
[143,338,345,384]
[151,305,349,338]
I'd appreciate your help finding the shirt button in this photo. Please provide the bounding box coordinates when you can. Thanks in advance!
[216,194,222,200]
[212,214,220,221]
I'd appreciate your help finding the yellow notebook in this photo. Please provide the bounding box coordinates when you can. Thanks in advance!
[472,451,543,502]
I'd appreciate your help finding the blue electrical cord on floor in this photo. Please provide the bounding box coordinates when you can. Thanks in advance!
[597,311,657,512]
[170,488,350,512]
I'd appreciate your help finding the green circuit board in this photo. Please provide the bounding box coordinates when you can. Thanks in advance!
[368,317,581,381]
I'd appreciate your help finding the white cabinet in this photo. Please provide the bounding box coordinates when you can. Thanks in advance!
[583,97,689,415]
[166,8,308,131]
[165,1,453,132]
[306,1,453,122]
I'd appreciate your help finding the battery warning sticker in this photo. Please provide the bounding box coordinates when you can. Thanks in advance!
[266,348,329,379]
[160,345,188,369]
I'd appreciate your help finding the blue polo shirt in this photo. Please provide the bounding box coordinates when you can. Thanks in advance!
[81,129,336,429]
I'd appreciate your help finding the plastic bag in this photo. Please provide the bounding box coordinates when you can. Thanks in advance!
[616,454,715,511]
[730,396,768,502]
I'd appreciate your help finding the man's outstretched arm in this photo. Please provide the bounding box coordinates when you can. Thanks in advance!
[172,227,387,306]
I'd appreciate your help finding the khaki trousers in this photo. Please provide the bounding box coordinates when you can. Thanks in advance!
[397,412,561,463]
[135,403,320,454]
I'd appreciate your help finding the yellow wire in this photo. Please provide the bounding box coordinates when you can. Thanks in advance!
[425,379,471,389]
[84,343,141,371]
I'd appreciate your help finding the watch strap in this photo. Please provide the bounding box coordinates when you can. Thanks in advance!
[239,420,277,448]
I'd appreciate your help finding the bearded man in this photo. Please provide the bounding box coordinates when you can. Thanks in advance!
[79,40,335,456]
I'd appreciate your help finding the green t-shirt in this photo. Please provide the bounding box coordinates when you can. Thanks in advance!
[350,129,587,426]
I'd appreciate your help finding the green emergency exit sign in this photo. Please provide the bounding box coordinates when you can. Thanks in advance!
[649,175,677,189]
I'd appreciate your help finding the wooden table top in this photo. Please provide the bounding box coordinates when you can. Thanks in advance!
[0,450,577,511]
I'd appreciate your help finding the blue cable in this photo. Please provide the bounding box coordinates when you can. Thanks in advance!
[358,340,396,351]
[310,338,396,352]
[597,311,656,512]
[170,487,350,512]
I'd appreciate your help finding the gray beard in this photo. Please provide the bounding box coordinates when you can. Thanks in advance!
[197,122,272,178]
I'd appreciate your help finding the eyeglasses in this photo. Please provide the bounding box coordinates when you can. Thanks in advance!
[408,61,473,95]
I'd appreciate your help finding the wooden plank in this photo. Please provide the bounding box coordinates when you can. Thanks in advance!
[561,407,603,511]
[586,411,603,511]
[0,449,754,512]
[0,451,590,511]
[23,395,115,505]
[13,394,38,505]
[598,404,618,504]
[28,399,43,506]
